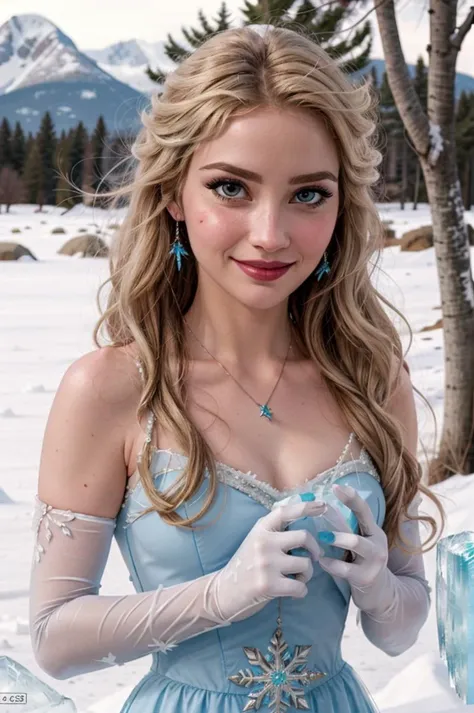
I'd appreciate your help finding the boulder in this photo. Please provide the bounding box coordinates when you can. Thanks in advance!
[401,223,474,251]
[400,225,433,251]
[57,234,109,258]
[419,318,443,332]
[0,242,37,261]
[381,222,400,248]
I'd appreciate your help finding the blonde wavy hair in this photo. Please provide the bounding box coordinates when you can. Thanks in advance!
[92,25,445,554]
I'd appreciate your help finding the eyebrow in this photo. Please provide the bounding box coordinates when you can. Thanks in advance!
[199,162,338,184]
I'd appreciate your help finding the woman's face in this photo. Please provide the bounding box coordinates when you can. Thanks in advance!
[168,105,340,311]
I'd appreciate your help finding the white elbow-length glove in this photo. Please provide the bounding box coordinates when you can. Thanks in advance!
[30,496,325,679]
[317,483,424,621]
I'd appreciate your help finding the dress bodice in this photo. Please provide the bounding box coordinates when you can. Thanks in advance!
[114,444,384,708]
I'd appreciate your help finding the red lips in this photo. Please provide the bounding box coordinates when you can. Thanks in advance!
[233,259,294,268]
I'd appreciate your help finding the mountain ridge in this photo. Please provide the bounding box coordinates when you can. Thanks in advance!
[0,14,146,134]
[1,13,473,135]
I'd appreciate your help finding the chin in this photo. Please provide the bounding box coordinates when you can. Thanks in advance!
[226,285,295,311]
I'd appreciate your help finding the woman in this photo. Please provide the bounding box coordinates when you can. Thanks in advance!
[29,25,444,713]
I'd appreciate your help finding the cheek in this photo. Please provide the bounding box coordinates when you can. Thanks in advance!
[297,211,337,255]
[191,209,244,251]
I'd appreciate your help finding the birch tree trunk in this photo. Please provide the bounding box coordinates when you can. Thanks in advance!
[413,160,421,209]
[375,0,474,483]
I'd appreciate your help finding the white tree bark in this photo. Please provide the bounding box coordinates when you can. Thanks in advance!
[375,0,474,482]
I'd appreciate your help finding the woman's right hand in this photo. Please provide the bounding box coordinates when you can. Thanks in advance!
[209,499,326,623]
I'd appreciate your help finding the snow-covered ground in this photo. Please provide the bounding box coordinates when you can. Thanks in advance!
[1,202,474,713]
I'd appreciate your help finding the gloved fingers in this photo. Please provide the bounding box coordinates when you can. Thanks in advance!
[276,529,322,561]
[319,531,373,559]
[318,556,355,580]
[332,484,378,537]
[277,575,309,599]
[264,500,327,532]
[280,553,314,582]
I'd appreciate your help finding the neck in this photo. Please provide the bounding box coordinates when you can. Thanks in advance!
[184,290,293,367]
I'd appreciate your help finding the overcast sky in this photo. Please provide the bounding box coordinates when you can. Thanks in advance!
[0,0,473,76]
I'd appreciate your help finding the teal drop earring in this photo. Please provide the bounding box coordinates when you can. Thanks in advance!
[169,220,189,271]
[315,251,331,281]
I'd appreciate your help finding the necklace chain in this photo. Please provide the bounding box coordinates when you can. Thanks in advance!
[184,321,291,683]
[184,320,292,421]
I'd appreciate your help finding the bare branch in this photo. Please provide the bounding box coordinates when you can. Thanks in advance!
[451,5,474,51]
[330,0,385,35]
[320,0,386,36]
[374,0,430,157]
[290,0,383,36]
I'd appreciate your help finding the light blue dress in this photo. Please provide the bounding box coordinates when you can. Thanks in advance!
[114,422,384,713]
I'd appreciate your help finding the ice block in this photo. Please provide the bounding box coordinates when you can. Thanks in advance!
[436,531,474,704]
[0,655,77,713]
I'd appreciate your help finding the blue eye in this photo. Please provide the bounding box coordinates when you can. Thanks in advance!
[294,189,330,205]
[207,180,245,200]
[205,177,333,208]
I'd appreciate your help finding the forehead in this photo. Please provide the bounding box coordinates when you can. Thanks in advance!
[190,106,340,174]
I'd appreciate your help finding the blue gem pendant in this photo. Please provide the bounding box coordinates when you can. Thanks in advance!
[184,325,292,427]
[169,222,189,271]
[315,252,330,281]
[259,404,273,421]
[228,603,326,711]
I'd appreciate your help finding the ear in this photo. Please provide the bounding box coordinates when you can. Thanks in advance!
[167,201,184,223]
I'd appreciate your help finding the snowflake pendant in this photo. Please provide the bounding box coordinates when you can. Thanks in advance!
[228,624,326,711]
[169,239,188,271]
[259,404,273,421]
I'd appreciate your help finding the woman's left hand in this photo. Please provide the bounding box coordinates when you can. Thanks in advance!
[317,483,388,592]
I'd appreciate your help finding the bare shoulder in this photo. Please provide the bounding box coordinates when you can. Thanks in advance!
[37,345,142,519]
[387,356,418,458]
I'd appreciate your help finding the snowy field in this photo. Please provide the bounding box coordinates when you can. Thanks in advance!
[1,202,474,713]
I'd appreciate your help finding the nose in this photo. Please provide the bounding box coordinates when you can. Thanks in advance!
[247,213,291,253]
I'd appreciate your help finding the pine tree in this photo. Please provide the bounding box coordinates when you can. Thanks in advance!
[379,71,406,206]
[37,112,57,205]
[0,118,12,168]
[411,56,428,208]
[147,0,370,86]
[67,122,88,205]
[379,71,403,134]
[246,0,372,74]
[456,91,474,208]
[147,2,233,83]
[413,56,428,110]
[55,129,74,209]
[90,116,108,193]
[0,167,25,212]
[10,122,26,176]
[25,132,34,160]
[457,90,471,123]
[369,65,378,92]
[23,141,43,208]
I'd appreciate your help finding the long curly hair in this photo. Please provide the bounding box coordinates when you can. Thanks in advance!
[92,25,445,554]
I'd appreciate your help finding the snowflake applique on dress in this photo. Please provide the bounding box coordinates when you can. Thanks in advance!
[229,620,326,711]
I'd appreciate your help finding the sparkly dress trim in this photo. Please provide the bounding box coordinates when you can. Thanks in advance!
[123,363,381,524]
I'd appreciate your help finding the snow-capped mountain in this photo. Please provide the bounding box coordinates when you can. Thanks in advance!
[86,38,474,99]
[0,14,108,94]
[2,13,473,136]
[0,14,147,134]
[85,39,175,94]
